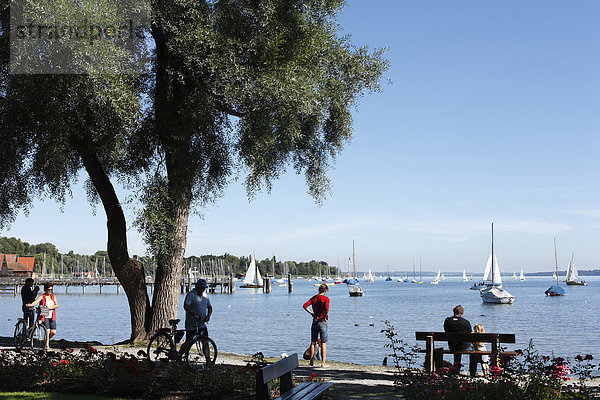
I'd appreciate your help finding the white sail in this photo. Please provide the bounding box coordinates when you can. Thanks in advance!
[243,256,263,286]
[482,254,503,285]
[431,270,441,284]
[565,253,579,281]
[519,269,525,281]
[462,270,468,282]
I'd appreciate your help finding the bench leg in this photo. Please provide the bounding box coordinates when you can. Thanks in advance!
[469,354,478,376]
[433,349,443,372]
[453,353,462,367]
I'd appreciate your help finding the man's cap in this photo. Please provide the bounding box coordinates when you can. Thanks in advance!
[195,279,209,288]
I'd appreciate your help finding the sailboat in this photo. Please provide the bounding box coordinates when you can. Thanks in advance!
[480,223,515,304]
[564,252,587,286]
[365,269,375,282]
[512,272,517,280]
[546,238,565,296]
[240,256,264,288]
[411,259,417,283]
[519,269,525,281]
[430,270,441,285]
[348,240,364,297]
[385,265,392,281]
[461,270,468,282]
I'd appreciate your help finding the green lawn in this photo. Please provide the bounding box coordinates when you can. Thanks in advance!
[0,393,131,400]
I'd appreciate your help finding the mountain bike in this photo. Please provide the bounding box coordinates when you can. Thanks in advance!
[146,318,217,369]
[14,305,49,351]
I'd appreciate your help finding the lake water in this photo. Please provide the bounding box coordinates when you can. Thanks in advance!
[1,276,597,366]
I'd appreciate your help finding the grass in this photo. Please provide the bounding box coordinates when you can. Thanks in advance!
[0,393,131,400]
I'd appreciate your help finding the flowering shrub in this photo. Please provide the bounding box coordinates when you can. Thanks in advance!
[382,323,600,400]
[0,346,255,399]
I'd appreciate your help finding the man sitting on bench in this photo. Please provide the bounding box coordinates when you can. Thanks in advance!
[443,305,472,367]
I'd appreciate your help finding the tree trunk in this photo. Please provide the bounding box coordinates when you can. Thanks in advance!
[149,199,191,332]
[148,25,195,333]
[73,138,152,341]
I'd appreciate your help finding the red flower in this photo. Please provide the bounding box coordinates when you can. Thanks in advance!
[52,362,58,367]
[575,355,584,362]
[584,354,593,361]
[491,366,503,378]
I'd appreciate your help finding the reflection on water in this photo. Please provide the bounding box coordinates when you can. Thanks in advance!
[0,277,597,365]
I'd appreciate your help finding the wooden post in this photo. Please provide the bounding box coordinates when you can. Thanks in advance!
[263,278,272,293]
[116,283,120,294]
[82,284,85,294]
[229,274,235,294]
[288,273,293,293]
[99,283,103,294]
[425,335,434,373]
[65,284,69,293]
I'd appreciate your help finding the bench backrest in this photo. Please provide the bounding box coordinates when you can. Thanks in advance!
[258,353,298,384]
[415,332,515,343]
[256,354,298,400]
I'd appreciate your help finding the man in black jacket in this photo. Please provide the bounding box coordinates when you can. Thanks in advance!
[21,278,39,328]
[443,304,472,367]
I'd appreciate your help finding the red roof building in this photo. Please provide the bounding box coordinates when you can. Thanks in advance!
[0,254,35,277]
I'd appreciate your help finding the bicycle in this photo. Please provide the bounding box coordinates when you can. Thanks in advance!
[14,305,49,352]
[146,318,217,369]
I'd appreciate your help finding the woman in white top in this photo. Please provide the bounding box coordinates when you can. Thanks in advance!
[27,282,58,351]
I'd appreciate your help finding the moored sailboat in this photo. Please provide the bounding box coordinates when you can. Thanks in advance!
[480,223,515,304]
[348,240,363,297]
[546,238,565,296]
[519,269,525,281]
[462,270,468,282]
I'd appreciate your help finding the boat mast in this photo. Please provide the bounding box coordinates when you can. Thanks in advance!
[352,240,356,279]
[491,223,495,286]
[554,238,559,285]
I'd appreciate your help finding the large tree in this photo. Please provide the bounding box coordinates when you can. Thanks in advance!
[1,0,388,341]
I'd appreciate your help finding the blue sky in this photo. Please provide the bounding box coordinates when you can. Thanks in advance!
[3,0,600,273]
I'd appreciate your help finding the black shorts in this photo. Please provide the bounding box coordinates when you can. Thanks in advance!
[43,319,57,330]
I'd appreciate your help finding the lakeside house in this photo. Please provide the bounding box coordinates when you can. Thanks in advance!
[0,254,36,278]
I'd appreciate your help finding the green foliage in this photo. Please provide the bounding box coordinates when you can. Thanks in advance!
[382,322,599,400]
[0,345,255,399]
[0,235,340,277]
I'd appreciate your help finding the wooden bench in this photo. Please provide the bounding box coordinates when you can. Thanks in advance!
[415,331,517,375]
[256,354,333,400]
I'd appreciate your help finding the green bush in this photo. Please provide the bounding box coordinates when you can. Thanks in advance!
[0,345,255,399]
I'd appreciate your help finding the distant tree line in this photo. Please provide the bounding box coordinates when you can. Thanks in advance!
[0,236,341,278]
[526,270,600,276]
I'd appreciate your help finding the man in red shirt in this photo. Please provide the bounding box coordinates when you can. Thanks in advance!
[303,283,330,367]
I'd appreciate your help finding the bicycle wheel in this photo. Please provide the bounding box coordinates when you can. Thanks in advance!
[147,332,172,362]
[31,323,48,351]
[13,320,27,350]
[184,336,217,369]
